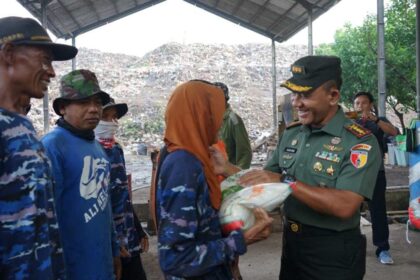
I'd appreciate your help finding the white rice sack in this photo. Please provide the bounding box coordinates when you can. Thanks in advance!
[219,170,292,234]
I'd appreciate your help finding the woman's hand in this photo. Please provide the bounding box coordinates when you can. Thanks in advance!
[209,146,241,177]
[243,208,273,245]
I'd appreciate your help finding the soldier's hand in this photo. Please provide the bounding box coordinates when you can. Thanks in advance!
[238,170,281,186]
[244,208,273,245]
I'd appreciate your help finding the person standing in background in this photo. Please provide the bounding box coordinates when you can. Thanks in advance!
[95,97,149,280]
[214,82,252,169]
[353,91,398,265]
[0,16,77,279]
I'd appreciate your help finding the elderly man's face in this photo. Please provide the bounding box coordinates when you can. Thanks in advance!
[11,45,56,99]
[60,96,103,130]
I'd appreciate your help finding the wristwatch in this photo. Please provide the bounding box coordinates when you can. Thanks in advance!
[281,174,296,184]
[281,174,297,191]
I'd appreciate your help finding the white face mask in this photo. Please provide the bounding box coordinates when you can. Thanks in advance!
[94,120,119,139]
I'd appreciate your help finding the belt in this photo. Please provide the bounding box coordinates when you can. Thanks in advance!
[284,218,360,237]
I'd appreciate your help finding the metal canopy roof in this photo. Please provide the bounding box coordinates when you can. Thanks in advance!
[18,0,340,42]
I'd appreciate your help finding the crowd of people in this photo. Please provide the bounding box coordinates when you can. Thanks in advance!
[1,16,398,280]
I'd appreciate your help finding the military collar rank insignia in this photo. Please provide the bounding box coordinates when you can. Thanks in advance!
[345,123,371,138]
[350,144,372,168]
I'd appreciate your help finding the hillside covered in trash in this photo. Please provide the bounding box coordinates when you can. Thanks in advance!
[28,42,308,152]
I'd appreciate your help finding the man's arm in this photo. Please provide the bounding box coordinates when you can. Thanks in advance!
[287,181,364,219]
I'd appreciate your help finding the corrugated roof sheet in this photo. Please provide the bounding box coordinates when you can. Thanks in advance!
[17,0,340,41]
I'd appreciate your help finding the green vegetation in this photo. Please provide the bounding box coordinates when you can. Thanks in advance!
[316,0,415,129]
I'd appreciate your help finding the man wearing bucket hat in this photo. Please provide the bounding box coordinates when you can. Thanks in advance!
[41,69,121,279]
[0,16,77,279]
[217,56,382,279]
[95,98,149,280]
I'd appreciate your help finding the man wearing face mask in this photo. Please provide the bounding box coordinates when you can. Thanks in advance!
[41,69,121,280]
[95,98,149,280]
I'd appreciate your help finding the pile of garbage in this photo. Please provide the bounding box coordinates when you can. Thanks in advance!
[28,42,308,153]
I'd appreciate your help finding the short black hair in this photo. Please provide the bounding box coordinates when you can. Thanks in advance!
[353,91,374,103]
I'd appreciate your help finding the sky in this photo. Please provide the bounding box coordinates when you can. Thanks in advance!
[1,0,387,57]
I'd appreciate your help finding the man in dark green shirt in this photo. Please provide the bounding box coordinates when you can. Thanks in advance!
[216,56,381,280]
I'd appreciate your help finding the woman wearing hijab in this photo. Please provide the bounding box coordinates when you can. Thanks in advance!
[95,98,149,280]
[153,80,272,279]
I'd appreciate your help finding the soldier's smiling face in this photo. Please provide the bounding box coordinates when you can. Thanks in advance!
[291,81,340,127]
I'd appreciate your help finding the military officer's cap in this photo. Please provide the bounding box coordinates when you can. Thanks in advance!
[281,55,341,93]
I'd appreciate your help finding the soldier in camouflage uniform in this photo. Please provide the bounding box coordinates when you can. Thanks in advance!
[0,17,77,279]
[41,70,121,279]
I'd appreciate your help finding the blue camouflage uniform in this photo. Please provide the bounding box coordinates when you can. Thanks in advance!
[156,149,246,280]
[0,108,65,279]
[104,142,141,256]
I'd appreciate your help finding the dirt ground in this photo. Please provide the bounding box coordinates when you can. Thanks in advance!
[140,223,420,280]
[128,155,417,279]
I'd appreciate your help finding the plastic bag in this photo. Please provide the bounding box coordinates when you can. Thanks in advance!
[219,169,291,234]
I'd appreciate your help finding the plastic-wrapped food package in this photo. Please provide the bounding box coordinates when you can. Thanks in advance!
[219,169,292,234]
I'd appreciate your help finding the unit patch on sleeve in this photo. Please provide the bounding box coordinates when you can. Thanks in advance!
[350,144,372,168]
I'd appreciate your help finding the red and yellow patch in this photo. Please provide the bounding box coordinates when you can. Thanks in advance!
[350,144,372,168]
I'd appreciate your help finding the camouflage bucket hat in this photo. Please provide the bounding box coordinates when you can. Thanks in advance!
[53,69,110,116]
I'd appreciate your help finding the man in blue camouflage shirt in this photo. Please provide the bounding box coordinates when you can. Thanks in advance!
[0,17,77,279]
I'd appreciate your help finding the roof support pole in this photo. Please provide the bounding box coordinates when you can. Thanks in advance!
[307,9,313,55]
[72,36,76,70]
[377,0,386,117]
[41,0,49,133]
[271,39,277,130]
[416,0,420,118]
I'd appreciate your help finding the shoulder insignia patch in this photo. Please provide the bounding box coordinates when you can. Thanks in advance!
[345,123,371,138]
[286,121,302,129]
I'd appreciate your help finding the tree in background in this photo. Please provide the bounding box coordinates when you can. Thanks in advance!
[316,0,415,129]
